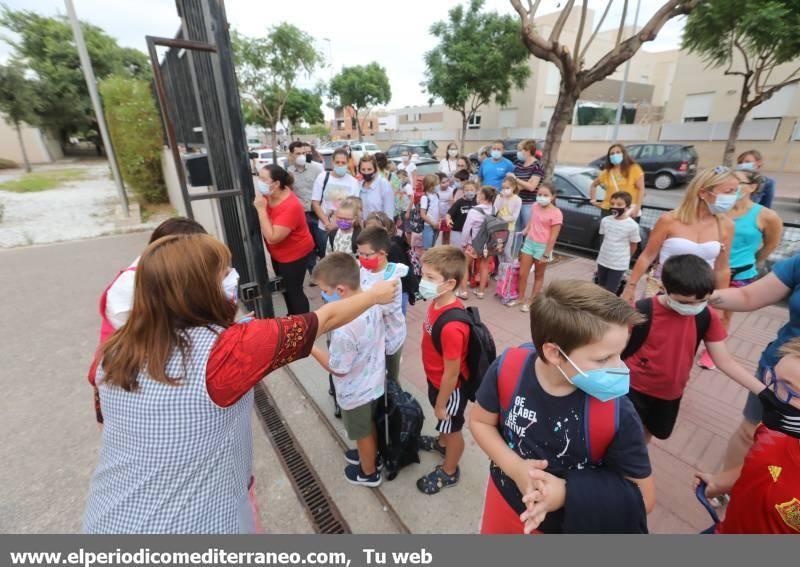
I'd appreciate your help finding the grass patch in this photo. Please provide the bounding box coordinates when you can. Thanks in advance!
[0,169,88,193]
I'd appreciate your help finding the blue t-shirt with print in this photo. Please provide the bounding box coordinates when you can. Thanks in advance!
[475,350,651,533]
[759,255,800,369]
[479,157,515,189]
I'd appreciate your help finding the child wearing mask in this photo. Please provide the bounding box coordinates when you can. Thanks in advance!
[461,186,498,300]
[446,181,479,299]
[419,174,441,251]
[436,172,455,246]
[395,168,414,232]
[493,174,522,263]
[515,182,562,311]
[326,197,363,257]
[623,254,765,443]
[596,191,641,294]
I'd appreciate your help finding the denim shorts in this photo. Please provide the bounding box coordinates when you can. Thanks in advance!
[423,224,439,249]
[521,238,546,259]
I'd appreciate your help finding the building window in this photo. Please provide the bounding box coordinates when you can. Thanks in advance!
[468,113,481,130]
[407,112,421,122]
[684,116,709,123]
[682,93,713,123]
[336,120,345,130]
[368,120,373,129]
[351,117,357,129]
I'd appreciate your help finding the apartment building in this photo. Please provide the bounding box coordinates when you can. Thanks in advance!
[329,105,379,140]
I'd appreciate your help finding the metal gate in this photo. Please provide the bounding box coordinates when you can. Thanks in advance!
[146,0,274,318]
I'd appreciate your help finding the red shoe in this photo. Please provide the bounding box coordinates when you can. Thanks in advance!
[698,350,716,370]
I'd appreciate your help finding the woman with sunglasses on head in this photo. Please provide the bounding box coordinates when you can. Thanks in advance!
[590,144,645,221]
[622,166,737,307]
[83,234,398,533]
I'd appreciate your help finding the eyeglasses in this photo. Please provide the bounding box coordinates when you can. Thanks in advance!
[765,367,800,405]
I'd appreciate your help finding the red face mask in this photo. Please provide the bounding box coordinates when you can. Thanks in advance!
[359,255,381,271]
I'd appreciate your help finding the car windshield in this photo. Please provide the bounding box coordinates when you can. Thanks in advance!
[568,171,597,196]
[414,162,440,176]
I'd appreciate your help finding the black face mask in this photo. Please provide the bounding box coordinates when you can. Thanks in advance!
[610,207,627,217]
[759,388,800,439]
[361,172,375,182]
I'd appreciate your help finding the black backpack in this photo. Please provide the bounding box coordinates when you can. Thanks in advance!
[431,306,497,401]
[376,379,424,480]
[622,297,712,360]
[471,208,510,257]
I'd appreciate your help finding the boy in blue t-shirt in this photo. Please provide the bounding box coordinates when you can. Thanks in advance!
[470,279,655,533]
[479,140,515,189]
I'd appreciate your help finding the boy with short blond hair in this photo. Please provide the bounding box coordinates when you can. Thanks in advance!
[311,252,385,487]
[417,246,470,494]
[471,280,655,533]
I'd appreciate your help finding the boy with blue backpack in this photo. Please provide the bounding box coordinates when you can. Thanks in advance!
[471,279,655,533]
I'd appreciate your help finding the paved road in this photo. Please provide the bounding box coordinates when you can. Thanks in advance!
[0,232,149,532]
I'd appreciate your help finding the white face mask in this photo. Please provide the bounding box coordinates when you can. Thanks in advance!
[666,296,708,317]
[295,154,307,167]
[448,149,458,158]
[502,188,512,197]
[536,195,551,206]
[222,268,240,304]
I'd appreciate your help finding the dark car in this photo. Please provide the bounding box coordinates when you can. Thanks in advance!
[588,143,698,190]
[469,139,544,167]
[386,140,438,159]
[551,166,651,255]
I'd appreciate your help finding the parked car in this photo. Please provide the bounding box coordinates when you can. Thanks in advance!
[386,140,438,159]
[389,156,440,203]
[246,138,262,151]
[551,166,651,255]
[249,149,287,174]
[469,139,544,167]
[588,143,699,190]
[349,142,381,162]
[320,140,349,150]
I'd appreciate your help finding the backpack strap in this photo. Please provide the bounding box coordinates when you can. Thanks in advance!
[621,297,653,360]
[320,171,331,200]
[383,262,397,281]
[498,347,532,412]
[694,306,713,352]
[431,307,471,355]
[584,395,620,466]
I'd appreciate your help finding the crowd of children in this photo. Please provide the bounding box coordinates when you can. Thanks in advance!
[288,145,798,534]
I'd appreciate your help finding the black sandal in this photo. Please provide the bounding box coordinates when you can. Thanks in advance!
[416,465,460,495]
[418,435,446,457]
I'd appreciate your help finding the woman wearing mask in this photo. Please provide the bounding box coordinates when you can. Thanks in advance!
[83,233,397,533]
[590,144,645,220]
[512,139,544,232]
[622,167,737,306]
[358,154,395,219]
[736,149,776,209]
[439,142,460,178]
[253,165,315,315]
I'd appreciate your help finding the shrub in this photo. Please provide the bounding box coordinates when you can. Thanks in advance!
[0,158,18,169]
[99,77,168,204]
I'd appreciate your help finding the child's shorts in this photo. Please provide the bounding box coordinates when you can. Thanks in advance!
[627,389,682,440]
[520,238,546,260]
[341,398,378,441]
[428,382,468,433]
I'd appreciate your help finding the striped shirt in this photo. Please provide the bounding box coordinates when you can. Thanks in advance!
[514,161,544,203]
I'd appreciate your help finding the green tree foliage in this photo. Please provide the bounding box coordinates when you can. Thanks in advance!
[0,7,150,146]
[98,77,167,204]
[683,0,800,165]
[0,62,40,172]
[424,0,530,151]
[233,23,323,159]
[328,63,391,141]
[284,88,324,137]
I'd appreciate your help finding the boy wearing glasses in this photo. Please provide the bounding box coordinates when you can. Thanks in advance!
[356,227,409,383]
[695,337,800,533]
[623,254,763,443]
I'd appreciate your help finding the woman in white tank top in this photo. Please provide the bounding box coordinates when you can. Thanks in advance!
[623,166,738,304]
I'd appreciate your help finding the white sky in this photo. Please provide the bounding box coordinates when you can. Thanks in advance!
[1,0,685,113]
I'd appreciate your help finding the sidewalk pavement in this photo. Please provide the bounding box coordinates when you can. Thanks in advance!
[293,254,788,534]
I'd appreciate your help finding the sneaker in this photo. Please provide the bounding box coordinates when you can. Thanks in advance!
[344,449,383,471]
[698,350,716,370]
[520,303,530,313]
[416,465,460,495]
[344,464,382,487]
[505,300,518,307]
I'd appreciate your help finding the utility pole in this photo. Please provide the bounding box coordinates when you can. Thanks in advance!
[64,0,129,217]
[611,0,643,144]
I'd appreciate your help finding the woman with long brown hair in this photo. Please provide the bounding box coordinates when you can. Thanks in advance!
[590,144,645,220]
[83,233,397,533]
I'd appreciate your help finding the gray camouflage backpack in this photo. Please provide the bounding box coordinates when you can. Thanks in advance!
[471,209,510,257]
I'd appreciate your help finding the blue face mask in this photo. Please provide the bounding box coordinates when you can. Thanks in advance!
[736,162,756,171]
[334,165,348,176]
[491,150,502,160]
[256,180,271,195]
[418,278,443,301]
[320,289,341,303]
[609,153,624,166]
[556,347,630,402]
[516,151,525,162]
[707,189,740,214]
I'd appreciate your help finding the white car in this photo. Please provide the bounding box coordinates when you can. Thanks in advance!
[349,142,381,162]
[250,149,287,173]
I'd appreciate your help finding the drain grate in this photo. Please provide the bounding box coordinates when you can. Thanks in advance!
[253,383,350,534]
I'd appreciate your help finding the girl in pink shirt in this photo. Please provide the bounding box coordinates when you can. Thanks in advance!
[514,182,562,312]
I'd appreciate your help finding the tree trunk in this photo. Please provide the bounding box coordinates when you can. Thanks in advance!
[722,107,749,167]
[541,82,580,178]
[356,108,364,142]
[460,113,468,155]
[15,122,32,173]
[270,129,279,164]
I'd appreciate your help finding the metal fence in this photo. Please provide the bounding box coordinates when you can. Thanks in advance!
[555,196,800,268]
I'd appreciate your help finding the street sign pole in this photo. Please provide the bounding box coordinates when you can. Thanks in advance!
[611,0,643,144]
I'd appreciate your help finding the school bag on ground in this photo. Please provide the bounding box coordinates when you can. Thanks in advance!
[431,306,497,401]
[407,203,424,234]
[471,209,510,257]
[497,344,619,466]
[495,260,520,305]
[621,297,712,360]
[376,379,424,480]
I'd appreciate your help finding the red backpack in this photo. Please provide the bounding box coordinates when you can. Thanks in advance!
[497,345,618,466]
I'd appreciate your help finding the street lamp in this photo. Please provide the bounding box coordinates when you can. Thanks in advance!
[611,0,643,144]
